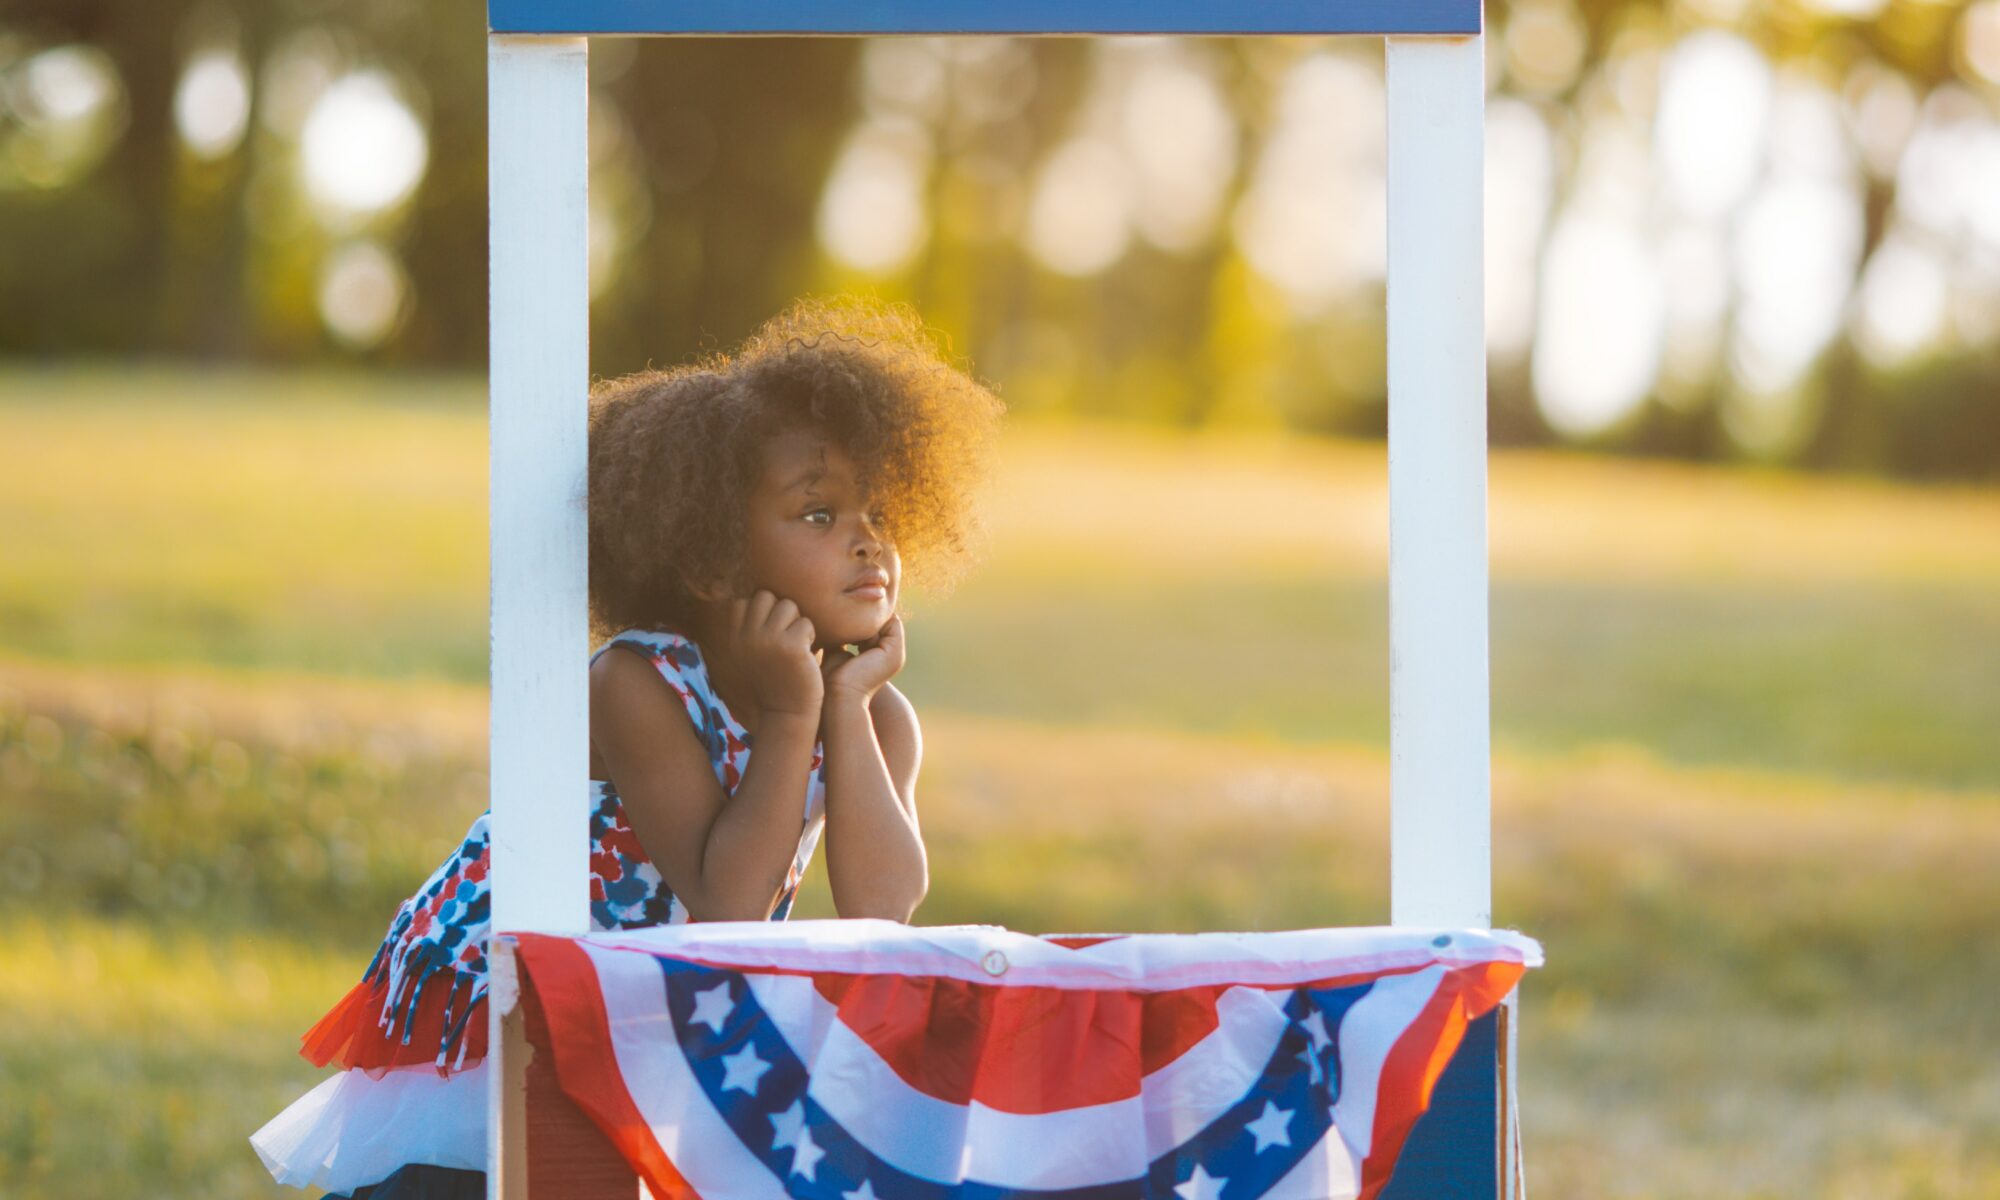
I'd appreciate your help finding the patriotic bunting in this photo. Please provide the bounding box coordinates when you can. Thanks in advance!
[511,921,1540,1200]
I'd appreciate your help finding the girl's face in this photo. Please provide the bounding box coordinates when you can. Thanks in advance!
[739,425,900,650]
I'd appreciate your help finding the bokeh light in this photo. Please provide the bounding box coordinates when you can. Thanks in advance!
[1965,1,2000,87]
[1023,136,1132,277]
[1503,0,1588,96]
[1730,176,1863,394]
[587,96,653,301]
[1854,226,1952,367]
[174,48,250,161]
[1231,50,1385,316]
[1534,211,1664,437]
[258,27,340,139]
[860,38,948,123]
[1485,96,1557,359]
[0,44,126,190]
[1657,221,1731,401]
[1728,71,1865,397]
[1655,30,1770,221]
[316,240,407,350]
[817,116,933,275]
[1842,58,1920,180]
[1110,41,1237,254]
[299,70,428,222]
[1799,0,1890,17]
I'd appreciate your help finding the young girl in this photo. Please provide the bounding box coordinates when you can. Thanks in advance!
[250,296,1004,1198]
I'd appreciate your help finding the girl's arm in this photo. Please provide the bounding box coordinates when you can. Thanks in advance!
[820,680,927,921]
[590,646,819,922]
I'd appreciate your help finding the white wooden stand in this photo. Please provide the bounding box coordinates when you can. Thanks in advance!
[483,8,1498,1197]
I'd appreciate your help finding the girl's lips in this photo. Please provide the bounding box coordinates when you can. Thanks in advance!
[846,584,888,601]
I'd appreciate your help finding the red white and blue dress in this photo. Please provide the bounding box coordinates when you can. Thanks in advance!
[251,628,828,1196]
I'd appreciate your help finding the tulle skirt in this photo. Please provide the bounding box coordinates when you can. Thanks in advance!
[249,1058,488,1196]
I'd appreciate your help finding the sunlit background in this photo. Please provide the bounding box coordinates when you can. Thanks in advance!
[3,0,1997,471]
[2,1,1998,1197]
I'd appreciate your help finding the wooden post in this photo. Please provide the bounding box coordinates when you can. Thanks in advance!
[1384,33,1513,1200]
[1384,34,1491,933]
[486,32,591,1200]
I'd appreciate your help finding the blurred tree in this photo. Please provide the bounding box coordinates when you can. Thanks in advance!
[0,0,1993,479]
[5,0,198,352]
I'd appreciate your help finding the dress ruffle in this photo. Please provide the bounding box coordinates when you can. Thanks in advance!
[301,962,489,1077]
[250,1059,488,1193]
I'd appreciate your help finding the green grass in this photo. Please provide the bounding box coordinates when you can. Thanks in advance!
[4,366,1998,789]
[4,690,1996,1198]
[2,365,1998,1197]
[0,914,357,1200]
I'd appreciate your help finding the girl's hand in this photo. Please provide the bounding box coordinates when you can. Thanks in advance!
[821,613,905,704]
[728,590,823,719]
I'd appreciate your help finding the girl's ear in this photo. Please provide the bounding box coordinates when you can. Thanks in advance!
[688,568,735,605]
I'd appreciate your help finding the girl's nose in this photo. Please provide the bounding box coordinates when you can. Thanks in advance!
[854,512,887,558]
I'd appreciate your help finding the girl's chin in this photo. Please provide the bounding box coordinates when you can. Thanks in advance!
[813,615,890,650]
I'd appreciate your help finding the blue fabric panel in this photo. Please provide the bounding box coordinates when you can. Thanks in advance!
[1379,1007,1501,1200]
[488,0,1481,36]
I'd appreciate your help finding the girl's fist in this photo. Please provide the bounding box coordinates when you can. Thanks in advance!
[821,613,906,704]
[728,590,823,718]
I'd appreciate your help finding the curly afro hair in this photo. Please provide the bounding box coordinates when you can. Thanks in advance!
[587,295,1006,641]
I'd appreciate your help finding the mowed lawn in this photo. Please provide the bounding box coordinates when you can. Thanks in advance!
[1,366,1997,1198]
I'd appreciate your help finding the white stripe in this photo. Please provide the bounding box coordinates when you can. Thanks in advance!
[588,942,792,1200]
[585,923,1540,992]
[1261,1109,1362,1200]
[742,973,1294,1189]
[1329,965,1446,1166]
[1233,971,1448,1200]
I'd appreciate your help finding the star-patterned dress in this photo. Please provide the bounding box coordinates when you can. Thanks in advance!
[250,628,828,1197]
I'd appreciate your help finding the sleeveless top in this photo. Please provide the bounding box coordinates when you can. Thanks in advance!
[300,628,827,1076]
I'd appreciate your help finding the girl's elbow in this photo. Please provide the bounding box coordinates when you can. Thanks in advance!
[680,881,784,923]
[840,876,927,923]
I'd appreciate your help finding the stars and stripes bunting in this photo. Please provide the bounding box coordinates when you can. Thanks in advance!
[511,921,1539,1200]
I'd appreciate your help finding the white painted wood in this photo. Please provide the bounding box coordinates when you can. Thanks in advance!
[487,33,591,937]
[487,936,529,1199]
[1503,991,1523,1200]
[487,34,589,1199]
[1384,35,1491,930]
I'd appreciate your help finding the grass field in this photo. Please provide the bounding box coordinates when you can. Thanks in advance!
[1,366,1997,1198]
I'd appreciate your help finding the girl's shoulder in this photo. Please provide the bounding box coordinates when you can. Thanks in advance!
[592,626,703,675]
[590,627,743,757]
[590,627,708,702]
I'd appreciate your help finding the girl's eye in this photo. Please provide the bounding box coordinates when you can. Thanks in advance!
[805,507,833,526]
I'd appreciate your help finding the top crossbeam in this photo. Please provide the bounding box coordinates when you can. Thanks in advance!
[487,0,1481,37]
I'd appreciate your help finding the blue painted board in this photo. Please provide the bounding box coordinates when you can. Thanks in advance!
[488,0,1481,36]
[1380,1008,1501,1199]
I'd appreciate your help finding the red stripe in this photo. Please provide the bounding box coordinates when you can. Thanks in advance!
[1357,960,1526,1200]
[487,944,1445,1115]
[802,963,1442,1115]
[511,933,704,1200]
[809,974,1228,1113]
